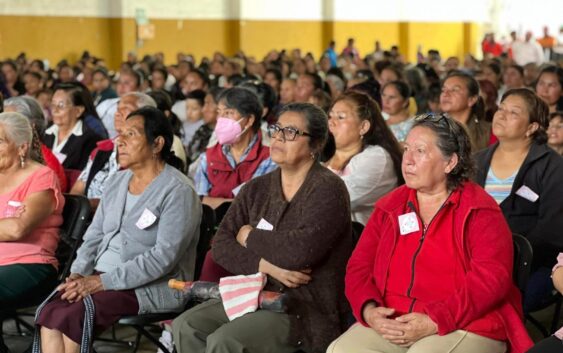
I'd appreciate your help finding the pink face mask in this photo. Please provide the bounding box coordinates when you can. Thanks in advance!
[215,117,247,145]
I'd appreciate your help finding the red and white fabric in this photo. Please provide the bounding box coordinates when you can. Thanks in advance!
[219,272,267,321]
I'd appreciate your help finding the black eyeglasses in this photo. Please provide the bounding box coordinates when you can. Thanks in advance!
[267,124,311,142]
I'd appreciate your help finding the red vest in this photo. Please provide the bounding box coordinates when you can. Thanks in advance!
[206,132,270,198]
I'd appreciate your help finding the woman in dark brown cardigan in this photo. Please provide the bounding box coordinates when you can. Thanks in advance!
[172,103,354,353]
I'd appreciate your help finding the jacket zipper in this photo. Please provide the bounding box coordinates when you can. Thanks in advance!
[405,196,451,313]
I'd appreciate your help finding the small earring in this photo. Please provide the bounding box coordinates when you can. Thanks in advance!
[20,155,25,168]
[310,152,315,160]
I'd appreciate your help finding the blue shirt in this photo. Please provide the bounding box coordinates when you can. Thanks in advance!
[194,134,277,196]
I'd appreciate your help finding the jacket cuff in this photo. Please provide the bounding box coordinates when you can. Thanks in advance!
[353,297,379,327]
[100,272,115,290]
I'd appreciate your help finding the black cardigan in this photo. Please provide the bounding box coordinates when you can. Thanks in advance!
[474,142,563,269]
[43,122,103,171]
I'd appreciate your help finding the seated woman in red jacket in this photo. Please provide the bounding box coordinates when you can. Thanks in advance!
[328,114,533,353]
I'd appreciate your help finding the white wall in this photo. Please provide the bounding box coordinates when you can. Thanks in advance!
[0,0,558,33]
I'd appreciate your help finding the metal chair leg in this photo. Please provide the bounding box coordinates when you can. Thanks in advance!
[132,325,171,353]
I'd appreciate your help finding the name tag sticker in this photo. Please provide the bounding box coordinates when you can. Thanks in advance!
[256,218,274,231]
[136,208,157,229]
[398,212,419,235]
[515,185,539,203]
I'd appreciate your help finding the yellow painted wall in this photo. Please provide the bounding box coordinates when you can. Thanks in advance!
[131,19,239,63]
[0,15,479,69]
[331,22,401,57]
[406,22,466,63]
[0,16,236,68]
[239,20,324,60]
[0,15,117,67]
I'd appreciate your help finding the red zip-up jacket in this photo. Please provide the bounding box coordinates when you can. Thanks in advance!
[346,182,533,353]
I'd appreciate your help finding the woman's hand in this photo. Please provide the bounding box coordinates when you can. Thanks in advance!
[363,303,406,339]
[236,225,253,247]
[59,275,104,302]
[382,312,438,347]
[258,258,312,288]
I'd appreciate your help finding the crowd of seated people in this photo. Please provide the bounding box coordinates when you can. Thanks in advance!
[0,35,562,353]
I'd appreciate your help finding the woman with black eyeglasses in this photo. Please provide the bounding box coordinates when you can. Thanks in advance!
[329,113,532,353]
[325,91,403,225]
[173,103,354,353]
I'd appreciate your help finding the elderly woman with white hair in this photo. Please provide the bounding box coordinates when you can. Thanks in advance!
[4,96,68,191]
[0,112,65,351]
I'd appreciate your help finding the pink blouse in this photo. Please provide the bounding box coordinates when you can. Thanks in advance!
[0,166,64,267]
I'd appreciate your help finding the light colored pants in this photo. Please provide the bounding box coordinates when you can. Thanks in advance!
[327,323,507,353]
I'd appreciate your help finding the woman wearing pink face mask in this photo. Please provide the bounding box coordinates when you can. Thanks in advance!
[194,87,277,210]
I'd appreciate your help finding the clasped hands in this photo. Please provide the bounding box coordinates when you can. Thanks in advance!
[235,224,312,289]
[57,273,104,303]
[363,303,438,347]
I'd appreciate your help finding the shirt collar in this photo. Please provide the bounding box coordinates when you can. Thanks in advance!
[45,119,84,137]
[221,132,259,166]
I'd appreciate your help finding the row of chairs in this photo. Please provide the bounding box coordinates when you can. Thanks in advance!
[2,198,560,352]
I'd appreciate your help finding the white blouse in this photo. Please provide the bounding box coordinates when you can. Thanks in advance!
[328,145,399,225]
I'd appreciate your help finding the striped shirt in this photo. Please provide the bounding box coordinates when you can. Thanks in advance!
[484,168,517,204]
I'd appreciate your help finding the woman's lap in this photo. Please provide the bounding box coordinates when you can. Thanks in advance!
[0,263,57,305]
[172,299,296,353]
[36,289,138,344]
[328,323,507,353]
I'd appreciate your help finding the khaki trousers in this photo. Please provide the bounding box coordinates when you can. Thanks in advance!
[327,323,507,353]
[172,299,298,353]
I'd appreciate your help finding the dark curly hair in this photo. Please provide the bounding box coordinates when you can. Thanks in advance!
[411,113,475,191]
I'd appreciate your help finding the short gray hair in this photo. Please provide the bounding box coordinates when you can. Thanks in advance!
[122,92,157,109]
[326,74,345,93]
[4,96,46,135]
[0,112,33,155]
